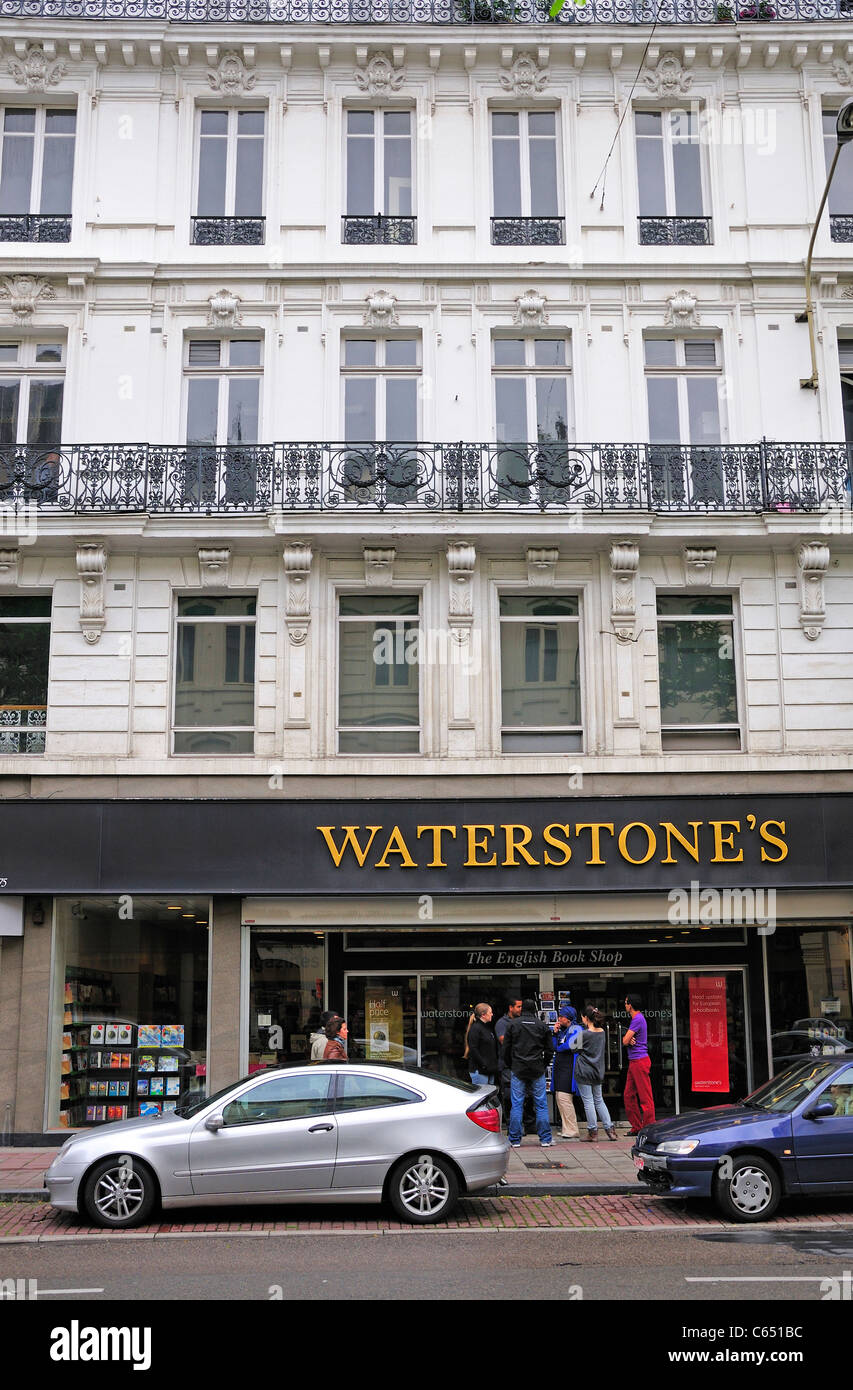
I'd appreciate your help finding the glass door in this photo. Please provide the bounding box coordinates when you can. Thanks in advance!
[346,975,419,1066]
[673,970,749,1109]
[418,973,541,1082]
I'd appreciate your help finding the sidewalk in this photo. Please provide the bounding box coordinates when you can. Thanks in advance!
[0,1133,640,1200]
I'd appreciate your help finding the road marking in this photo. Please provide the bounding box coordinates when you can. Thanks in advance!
[687,1276,839,1284]
[35,1287,105,1296]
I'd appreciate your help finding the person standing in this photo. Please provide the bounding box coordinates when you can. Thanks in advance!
[550,1005,582,1139]
[323,1016,349,1062]
[494,997,522,1123]
[623,993,656,1135]
[574,1007,618,1142]
[501,998,554,1148]
[464,1003,498,1086]
[310,1011,342,1061]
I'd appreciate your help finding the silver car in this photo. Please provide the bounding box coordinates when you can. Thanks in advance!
[45,1063,507,1228]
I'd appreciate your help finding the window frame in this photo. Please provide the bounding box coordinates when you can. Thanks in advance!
[336,591,422,756]
[655,592,742,750]
[182,335,264,448]
[343,106,415,219]
[340,335,422,442]
[490,108,562,219]
[0,339,65,446]
[491,334,574,446]
[0,105,76,217]
[634,106,708,219]
[171,593,258,756]
[193,106,266,220]
[498,592,584,753]
[643,335,725,447]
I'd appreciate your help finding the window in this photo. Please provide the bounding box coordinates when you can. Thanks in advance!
[824,112,853,244]
[174,595,256,754]
[492,338,573,503]
[343,110,415,244]
[0,107,75,241]
[499,595,581,752]
[635,110,710,245]
[0,595,50,754]
[656,594,739,751]
[839,339,853,452]
[193,109,265,245]
[223,1072,332,1127]
[338,593,420,754]
[183,338,262,507]
[491,110,563,245]
[341,337,421,503]
[644,337,724,507]
[335,1073,420,1112]
[0,342,64,503]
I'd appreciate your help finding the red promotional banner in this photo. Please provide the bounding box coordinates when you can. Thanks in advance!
[689,975,730,1092]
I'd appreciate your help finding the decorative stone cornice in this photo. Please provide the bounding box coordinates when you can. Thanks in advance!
[499,53,549,97]
[76,543,107,645]
[283,542,312,645]
[207,289,242,328]
[354,53,405,95]
[526,546,559,587]
[610,541,639,643]
[0,549,19,585]
[665,289,700,328]
[207,50,257,95]
[682,546,717,585]
[447,542,476,620]
[8,44,68,91]
[642,51,692,98]
[363,290,399,328]
[198,547,231,587]
[514,289,549,328]
[0,276,55,322]
[364,547,396,586]
[796,541,830,641]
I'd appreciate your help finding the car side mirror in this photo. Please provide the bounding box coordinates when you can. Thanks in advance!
[204,1113,224,1132]
[805,1101,836,1120]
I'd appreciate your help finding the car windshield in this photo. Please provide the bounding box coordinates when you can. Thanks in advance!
[742,1060,842,1114]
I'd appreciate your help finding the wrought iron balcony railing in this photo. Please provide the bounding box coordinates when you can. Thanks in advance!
[0,214,71,243]
[638,215,713,246]
[830,214,853,242]
[491,216,565,245]
[342,214,417,244]
[0,441,850,514]
[2,0,852,19]
[0,706,47,755]
[191,215,265,245]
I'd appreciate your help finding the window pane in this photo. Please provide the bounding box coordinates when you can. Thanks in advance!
[492,118,522,216]
[223,1072,332,1126]
[26,381,63,444]
[500,595,579,617]
[228,339,261,368]
[336,1074,418,1112]
[174,620,255,728]
[635,111,662,137]
[188,340,221,366]
[345,339,375,367]
[646,377,680,443]
[529,126,559,215]
[656,595,733,615]
[658,621,737,725]
[340,594,419,616]
[828,118,853,213]
[197,124,227,216]
[636,118,666,215]
[534,339,566,367]
[385,377,417,438]
[347,111,374,135]
[385,339,418,367]
[493,339,525,367]
[0,621,50,709]
[686,376,720,445]
[645,338,677,366]
[384,122,412,216]
[0,124,34,214]
[178,596,256,617]
[0,344,17,363]
[0,596,51,618]
[672,135,703,216]
[35,344,62,363]
[338,620,419,728]
[234,127,264,216]
[186,379,219,445]
[495,377,527,443]
[177,624,195,684]
[200,111,228,135]
[237,110,264,136]
[683,340,717,366]
[344,377,375,441]
[529,112,556,137]
[501,621,580,727]
[0,380,19,444]
[346,122,374,216]
[535,376,570,442]
[226,377,259,445]
[40,123,75,214]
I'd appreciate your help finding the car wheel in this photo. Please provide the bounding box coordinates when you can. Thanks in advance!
[387,1152,459,1225]
[81,1156,158,1229]
[713,1153,781,1223]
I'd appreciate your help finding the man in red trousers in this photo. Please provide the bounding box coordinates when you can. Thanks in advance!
[623,993,656,1136]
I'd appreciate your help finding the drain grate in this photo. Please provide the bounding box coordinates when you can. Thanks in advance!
[525,1160,570,1169]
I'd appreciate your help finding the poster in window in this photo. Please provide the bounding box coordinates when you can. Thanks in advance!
[365,987,403,1060]
[688,975,729,1092]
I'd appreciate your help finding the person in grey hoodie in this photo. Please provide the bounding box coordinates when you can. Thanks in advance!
[310,1011,341,1061]
[572,1006,618,1143]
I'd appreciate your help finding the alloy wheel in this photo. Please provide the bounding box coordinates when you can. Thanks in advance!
[93,1165,146,1222]
[398,1154,451,1217]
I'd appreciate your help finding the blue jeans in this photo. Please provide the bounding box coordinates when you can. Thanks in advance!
[576,1082,613,1133]
[509,1072,552,1145]
[469,1071,494,1086]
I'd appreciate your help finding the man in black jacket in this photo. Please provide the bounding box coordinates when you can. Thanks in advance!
[502,998,554,1148]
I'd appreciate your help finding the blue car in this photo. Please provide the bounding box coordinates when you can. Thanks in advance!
[632,1057,853,1222]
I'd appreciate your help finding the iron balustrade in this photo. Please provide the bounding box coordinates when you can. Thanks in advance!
[190,215,265,245]
[0,706,47,755]
[0,214,71,243]
[491,216,565,245]
[638,215,713,245]
[2,0,850,19]
[342,215,417,244]
[830,214,853,241]
[0,441,850,514]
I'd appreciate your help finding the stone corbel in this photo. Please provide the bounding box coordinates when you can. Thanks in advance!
[0,549,19,585]
[446,542,476,731]
[797,542,830,641]
[198,547,231,587]
[609,541,639,642]
[682,546,717,586]
[76,543,107,644]
[447,542,476,620]
[364,547,396,586]
[283,543,313,725]
[526,547,559,587]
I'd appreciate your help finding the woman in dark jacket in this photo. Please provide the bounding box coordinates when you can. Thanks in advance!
[463,1003,499,1085]
[323,1016,349,1062]
[573,1007,617,1143]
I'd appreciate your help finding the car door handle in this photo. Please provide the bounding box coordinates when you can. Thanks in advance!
[308,1123,334,1133]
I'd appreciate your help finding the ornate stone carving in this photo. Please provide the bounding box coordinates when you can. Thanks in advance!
[665,289,700,328]
[354,54,405,95]
[0,276,56,322]
[682,546,717,586]
[363,290,399,328]
[832,59,853,87]
[364,547,396,586]
[642,51,692,98]
[514,289,549,328]
[207,50,257,95]
[76,543,107,645]
[447,542,476,619]
[526,546,559,587]
[283,542,312,645]
[198,547,231,587]
[0,549,19,585]
[207,289,242,328]
[610,541,639,643]
[8,44,68,91]
[796,541,829,641]
[499,54,549,97]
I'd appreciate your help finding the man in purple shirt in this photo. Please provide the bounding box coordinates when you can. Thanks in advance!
[622,993,656,1135]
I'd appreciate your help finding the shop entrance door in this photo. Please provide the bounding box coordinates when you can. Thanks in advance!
[419,974,541,1082]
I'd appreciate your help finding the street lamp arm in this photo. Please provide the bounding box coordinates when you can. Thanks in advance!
[801,142,842,392]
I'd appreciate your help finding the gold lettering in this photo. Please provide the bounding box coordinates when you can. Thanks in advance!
[659,821,701,865]
[759,820,788,863]
[710,820,744,864]
[617,822,657,865]
[543,823,572,868]
[503,824,539,867]
[375,825,417,869]
[415,825,458,868]
[574,823,615,866]
[316,825,381,868]
[464,825,497,868]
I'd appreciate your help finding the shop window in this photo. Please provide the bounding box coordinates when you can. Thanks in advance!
[337,593,420,754]
[249,931,325,1070]
[52,896,209,1130]
[0,594,50,753]
[656,593,740,751]
[766,926,853,1076]
[499,594,582,751]
[173,594,256,754]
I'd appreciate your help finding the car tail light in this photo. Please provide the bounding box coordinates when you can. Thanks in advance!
[467,1105,501,1132]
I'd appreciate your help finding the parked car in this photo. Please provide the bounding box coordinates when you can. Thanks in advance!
[350,1038,419,1068]
[45,1062,507,1229]
[632,1056,853,1221]
[791,1017,849,1040]
[771,1029,853,1069]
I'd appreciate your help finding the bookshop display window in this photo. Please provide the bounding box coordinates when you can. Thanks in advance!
[52,896,210,1129]
[766,926,853,1075]
[248,932,325,1071]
